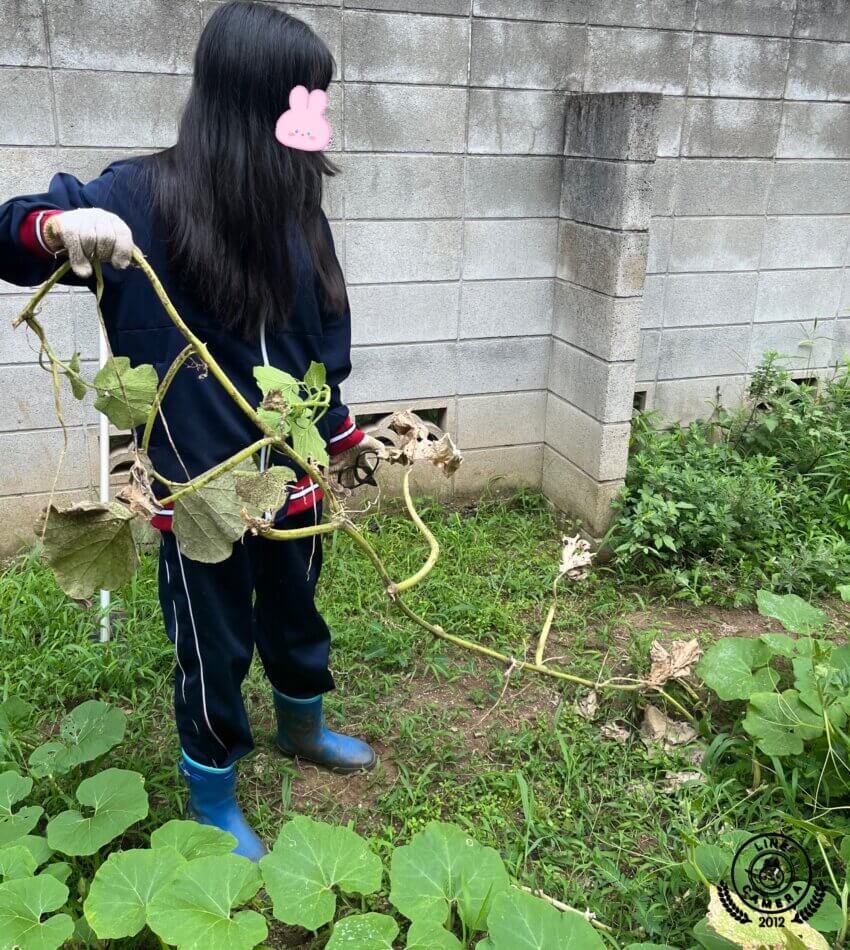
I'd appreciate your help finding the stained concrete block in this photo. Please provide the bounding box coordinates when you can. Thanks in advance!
[681,98,782,158]
[545,394,631,481]
[344,83,467,152]
[346,220,462,284]
[636,327,659,381]
[0,69,54,145]
[561,158,655,230]
[455,390,547,448]
[588,0,695,30]
[347,0,466,13]
[0,363,95,432]
[454,443,544,501]
[467,89,566,155]
[669,217,764,272]
[465,157,562,218]
[457,336,550,394]
[343,11,468,85]
[761,216,850,270]
[768,161,850,214]
[663,272,758,327]
[646,217,672,273]
[542,444,623,537]
[749,320,835,371]
[585,27,691,95]
[755,269,843,322]
[549,337,636,422]
[835,319,850,362]
[0,0,47,67]
[695,0,796,37]
[786,40,850,101]
[55,147,152,186]
[640,274,665,328]
[0,147,58,197]
[341,154,463,218]
[690,34,789,99]
[347,282,459,345]
[675,160,772,216]
[0,488,89,556]
[470,19,585,91]
[558,220,648,297]
[654,374,748,423]
[652,159,677,216]
[473,0,587,21]
[0,427,94,495]
[553,280,642,361]
[0,292,91,365]
[778,102,850,159]
[347,341,457,403]
[460,279,553,339]
[47,0,199,72]
[794,0,850,42]
[656,326,750,379]
[657,96,684,156]
[563,92,661,161]
[463,219,559,280]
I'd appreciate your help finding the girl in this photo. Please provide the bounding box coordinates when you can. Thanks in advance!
[0,1,383,860]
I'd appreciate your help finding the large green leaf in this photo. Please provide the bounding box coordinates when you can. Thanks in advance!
[235,466,295,512]
[407,920,463,949]
[290,416,328,468]
[696,637,773,701]
[0,844,37,881]
[691,844,732,883]
[172,470,246,563]
[303,361,327,394]
[150,819,237,861]
[39,500,138,598]
[0,699,34,735]
[260,815,382,930]
[477,887,605,949]
[0,772,42,846]
[389,821,510,932]
[254,365,301,400]
[325,913,398,950]
[0,874,73,950]
[46,768,148,856]
[838,584,850,603]
[756,590,827,634]
[743,690,825,756]
[7,837,51,869]
[147,853,266,950]
[93,356,157,429]
[29,701,126,778]
[85,846,185,939]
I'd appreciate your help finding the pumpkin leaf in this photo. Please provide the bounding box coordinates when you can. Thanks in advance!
[303,361,326,394]
[235,466,295,512]
[0,772,42,847]
[477,887,605,949]
[406,919,463,949]
[705,884,828,948]
[150,819,237,861]
[696,638,773,701]
[93,356,157,429]
[172,470,246,564]
[0,844,37,881]
[29,701,126,778]
[756,590,827,635]
[0,874,73,950]
[289,416,328,468]
[325,913,398,950]
[743,690,825,757]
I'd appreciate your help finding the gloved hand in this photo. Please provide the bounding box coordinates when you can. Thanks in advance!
[43,208,134,278]
[328,433,385,490]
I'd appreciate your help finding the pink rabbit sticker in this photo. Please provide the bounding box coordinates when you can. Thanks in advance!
[275,85,332,152]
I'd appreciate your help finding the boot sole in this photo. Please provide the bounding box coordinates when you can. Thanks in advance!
[276,743,377,775]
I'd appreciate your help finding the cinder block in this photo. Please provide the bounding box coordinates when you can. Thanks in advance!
[344,83,466,153]
[769,161,850,214]
[460,278,553,339]
[778,102,850,159]
[558,220,648,297]
[646,217,672,274]
[346,220,462,284]
[465,157,562,218]
[675,159,771,215]
[456,336,550,394]
[0,1,47,67]
[656,326,750,379]
[470,19,585,90]
[0,69,54,145]
[542,444,623,537]
[652,159,677,216]
[47,0,199,72]
[834,319,849,363]
[585,27,691,95]
[455,390,547,448]
[347,341,457,403]
[0,363,96,432]
[640,274,665,328]
[669,217,764,272]
[553,280,642,361]
[563,92,661,161]
[795,0,850,42]
[761,216,850,270]
[654,374,748,423]
[689,34,789,98]
[682,98,782,158]
[343,11,468,85]
[545,394,631,481]
[464,219,559,280]
[755,269,843,322]
[695,0,796,37]
[348,282,458,345]
[0,488,90,556]
[55,147,151,186]
[474,0,587,21]
[468,89,566,155]
[636,328,659,381]
[549,337,636,422]
[588,0,695,29]
[454,443,544,501]
[0,147,58,197]
[663,272,758,327]
[657,96,684,156]
[786,40,850,101]
[341,154,463,218]
[0,428,94,495]
[749,320,835,370]
[0,292,89,365]
[346,0,466,13]
[561,158,655,230]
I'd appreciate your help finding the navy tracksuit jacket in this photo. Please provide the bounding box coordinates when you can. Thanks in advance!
[0,158,364,767]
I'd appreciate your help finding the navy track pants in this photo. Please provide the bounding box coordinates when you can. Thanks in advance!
[157,502,335,769]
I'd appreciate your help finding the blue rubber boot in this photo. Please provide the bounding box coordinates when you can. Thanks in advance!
[178,752,268,862]
[273,691,376,774]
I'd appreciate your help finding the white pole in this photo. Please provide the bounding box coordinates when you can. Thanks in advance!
[98,325,111,643]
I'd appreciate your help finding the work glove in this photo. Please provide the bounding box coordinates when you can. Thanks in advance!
[43,208,134,278]
[328,433,386,490]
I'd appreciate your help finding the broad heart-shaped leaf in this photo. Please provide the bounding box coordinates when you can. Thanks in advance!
[476,887,605,950]
[325,913,398,950]
[0,698,34,735]
[696,637,773,701]
[93,356,157,429]
[407,920,463,949]
[147,853,266,950]
[691,844,732,883]
[236,466,295,512]
[7,836,51,869]
[172,470,246,564]
[260,815,382,930]
[0,844,37,881]
[29,701,126,778]
[622,945,679,949]
[85,846,185,939]
[756,590,827,634]
[254,364,301,400]
[290,415,329,468]
[46,768,148,856]
[0,874,73,950]
[39,500,138,598]
[389,821,510,933]
[743,690,824,757]
[303,360,326,394]
[0,772,42,846]
[151,819,237,860]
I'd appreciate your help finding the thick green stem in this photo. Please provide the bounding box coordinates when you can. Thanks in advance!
[11,261,71,329]
[394,467,439,593]
[142,343,195,453]
[157,437,275,506]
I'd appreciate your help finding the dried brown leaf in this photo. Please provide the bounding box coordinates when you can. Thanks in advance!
[115,450,158,519]
[640,704,697,751]
[576,691,598,720]
[647,638,702,687]
[559,534,593,580]
[600,721,630,743]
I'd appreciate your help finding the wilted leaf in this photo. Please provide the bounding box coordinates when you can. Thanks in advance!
[559,535,593,580]
[696,637,773,701]
[0,875,73,950]
[172,470,245,564]
[576,691,598,720]
[705,885,829,948]
[150,819,237,861]
[477,887,605,950]
[325,913,398,950]
[0,772,42,847]
[38,501,138,598]
[29,701,126,778]
[756,590,827,635]
[383,411,462,475]
[600,721,630,743]
[648,639,701,687]
[65,352,87,400]
[640,705,697,752]
[236,466,295,512]
[115,450,158,519]
[93,356,157,430]
[742,690,824,757]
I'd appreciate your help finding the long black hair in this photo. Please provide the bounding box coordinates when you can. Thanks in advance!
[145,0,346,337]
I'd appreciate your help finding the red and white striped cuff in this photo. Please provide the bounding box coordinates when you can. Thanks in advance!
[328,415,365,456]
[19,209,62,258]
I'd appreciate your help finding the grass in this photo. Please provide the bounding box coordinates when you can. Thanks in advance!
[1,488,848,947]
